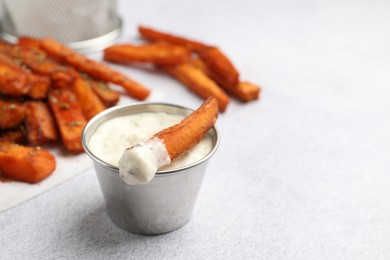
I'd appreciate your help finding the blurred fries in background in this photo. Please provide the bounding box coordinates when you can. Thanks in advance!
[138,25,211,52]
[163,63,230,112]
[104,25,261,111]
[40,38,150,100]
[104,42,191,66]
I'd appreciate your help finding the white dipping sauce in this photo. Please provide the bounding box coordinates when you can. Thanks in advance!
[89,112,213,183]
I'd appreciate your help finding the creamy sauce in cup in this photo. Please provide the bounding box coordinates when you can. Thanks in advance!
[89,112,213,184]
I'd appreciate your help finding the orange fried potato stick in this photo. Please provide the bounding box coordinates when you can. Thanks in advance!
[69,78,106,120]
[119,97,218,184]
[138,25,211,52]
[17,36,42,49]
[0,99,25,129]
[104,42,191,66]
[88,79,120,107]
[232,82,261,102]
[0,65,31,96]
[163,63,230,112]
[0,52,51,99]
[0,142,56,183]
[41,38,150,100]
[0,129,26,144]
[198,47,239,89]
[24,101,58,145]
[189,58,261,102]
[0,40,77,88]
[154,96,218,160]
[48,88,87,153]
[26,73,51,99]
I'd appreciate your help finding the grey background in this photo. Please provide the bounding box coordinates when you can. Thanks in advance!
[1,0,390,259]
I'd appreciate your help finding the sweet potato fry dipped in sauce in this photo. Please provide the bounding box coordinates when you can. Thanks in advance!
[40,38,150,100]
[0,142,56,183]
[138,25,211,52]
[104,42,191,66]
[118,97,218,185]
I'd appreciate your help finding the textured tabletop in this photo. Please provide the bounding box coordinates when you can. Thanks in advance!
[1,0,390,259]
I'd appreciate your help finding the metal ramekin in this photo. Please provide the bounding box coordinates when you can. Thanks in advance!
[82,102,219,235]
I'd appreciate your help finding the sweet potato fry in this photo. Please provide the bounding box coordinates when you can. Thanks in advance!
[41,38,150,100]
[0,99,25,129]
[198,47,239,88]
[118,97,218,184]
[104,42,191,66]
[0,129,26,144]
[48,88,87,153]
[0,52,51,98]
[88,79,119,107]
[17,36,42,49]
[163,63,230,112]
[0,52,23,70]
[0,65,31,96]
[24,101,58,145]
[230,82,261,102]
[26,73,51,99]
[0,142,56,183]
[154,96,218,160]
[188,57,231,89]
[0,41,77,88]
[138,25,211,52]
[69,78,106,120]
[189,58,260,102]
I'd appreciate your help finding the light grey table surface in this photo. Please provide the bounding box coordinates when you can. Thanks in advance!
[2,0,390,259]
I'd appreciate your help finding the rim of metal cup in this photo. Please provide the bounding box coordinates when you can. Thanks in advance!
[81,102,220,176]
[0,17,122,54]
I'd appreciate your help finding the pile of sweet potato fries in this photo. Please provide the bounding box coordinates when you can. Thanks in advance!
[104,25,261,112]
[0,37,150,183]
[0,25,261,184]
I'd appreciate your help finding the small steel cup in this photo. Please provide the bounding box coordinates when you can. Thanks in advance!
[82,103,219,235]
